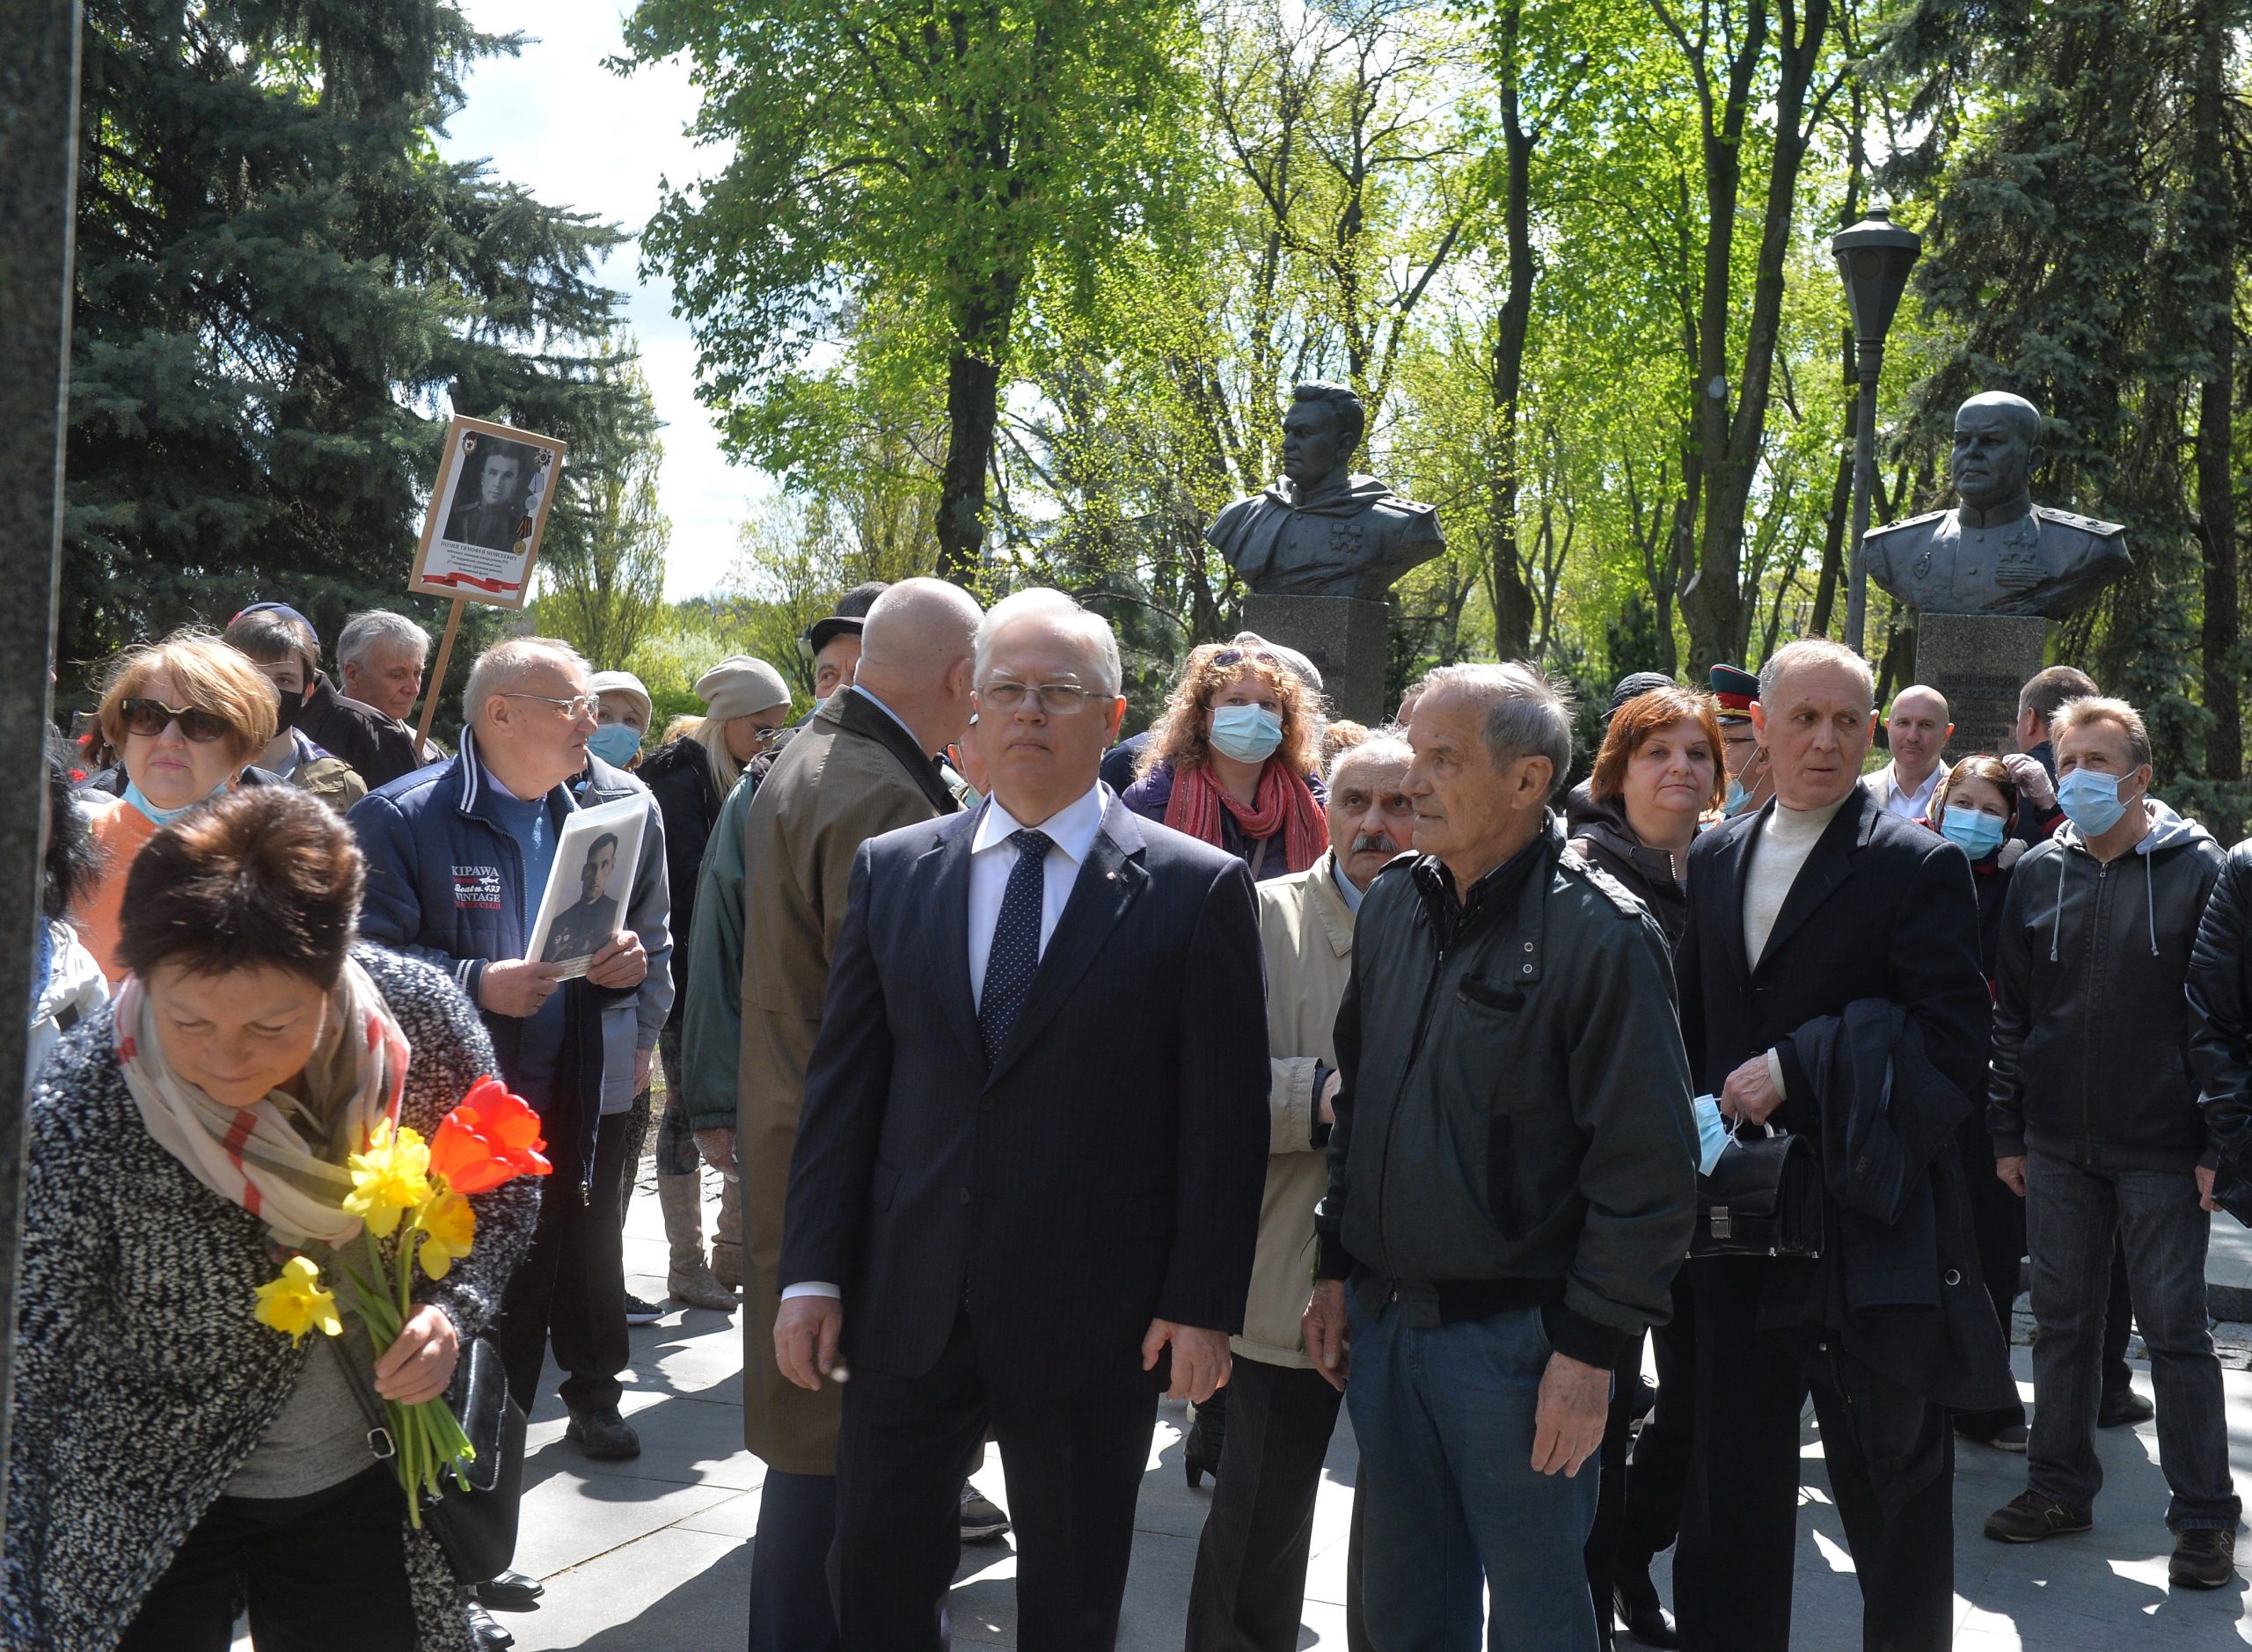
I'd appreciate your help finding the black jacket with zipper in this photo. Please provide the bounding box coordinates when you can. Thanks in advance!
[1563,787,1690,954]
[1989,797,2224,1173]
[1313,815,1698,1368]
[2186,839,2252,1218]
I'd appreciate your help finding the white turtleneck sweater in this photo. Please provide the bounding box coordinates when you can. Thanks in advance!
[1743,793,1850,967]
[1743,792,1851,1097]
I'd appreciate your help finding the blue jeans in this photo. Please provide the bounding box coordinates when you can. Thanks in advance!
[1347,1295,1602,1650]
[2025,1149,2241,1530]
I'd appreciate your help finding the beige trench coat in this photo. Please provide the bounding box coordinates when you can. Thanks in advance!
[736,692,959,1473]
[1238,851,1356,1368]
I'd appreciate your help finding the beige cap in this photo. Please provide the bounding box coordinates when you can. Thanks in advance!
[695,655,792,720]
[588,670,652,726]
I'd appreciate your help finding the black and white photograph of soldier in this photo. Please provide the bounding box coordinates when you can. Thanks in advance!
[442,431,544,552]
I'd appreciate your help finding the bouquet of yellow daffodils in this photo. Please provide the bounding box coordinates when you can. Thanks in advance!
[254,1078,550,1524]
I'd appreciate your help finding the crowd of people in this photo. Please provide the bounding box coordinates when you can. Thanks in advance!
[11,580,2252,1652]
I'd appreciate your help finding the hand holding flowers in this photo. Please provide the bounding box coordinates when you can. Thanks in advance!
[252,1076,550,1523]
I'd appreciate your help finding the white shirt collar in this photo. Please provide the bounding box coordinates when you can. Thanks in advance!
[973,782,1110,863]
[849,683,920,750]
[1890,761,1940,805]
[1330,853,1365,914]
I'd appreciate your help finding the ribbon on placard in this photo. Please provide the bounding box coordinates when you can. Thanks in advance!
[422,572,522,595]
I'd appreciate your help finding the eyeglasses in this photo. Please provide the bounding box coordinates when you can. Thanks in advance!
[502,691,598,720]
[749,724,787,746]
[1210,647,1278,669]
[119,698,236,743]
[977,681,1102,716]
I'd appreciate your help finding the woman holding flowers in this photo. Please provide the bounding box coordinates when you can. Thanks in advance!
[7,786,541,1652]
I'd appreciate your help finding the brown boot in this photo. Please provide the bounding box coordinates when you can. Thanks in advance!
[709,1174,745,1290]
[657,1173,737,1311]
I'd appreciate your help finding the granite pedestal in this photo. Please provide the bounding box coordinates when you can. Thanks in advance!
[1916,611,2047,756]
[1242,594,1389,724]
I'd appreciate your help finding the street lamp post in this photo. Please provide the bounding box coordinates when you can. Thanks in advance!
[1832,207,1922,658]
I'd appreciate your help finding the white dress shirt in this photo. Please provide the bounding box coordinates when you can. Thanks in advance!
[1876,760,1941,822]
[1331,855,1364,915]
[780,780,1113,1305]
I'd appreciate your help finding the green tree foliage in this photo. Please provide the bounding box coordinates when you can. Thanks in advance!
[536,354,673,670]
[621,0,1202,579]
[64,0,627,698]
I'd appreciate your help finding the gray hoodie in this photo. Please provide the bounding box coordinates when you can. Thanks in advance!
[1989,796,2226,1171]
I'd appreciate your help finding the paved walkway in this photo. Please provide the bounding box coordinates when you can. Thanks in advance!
[461,1173,2252,1649]
[228,1172,2252,1648]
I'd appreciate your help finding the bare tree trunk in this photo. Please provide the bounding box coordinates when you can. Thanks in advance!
[1488,36,1538,660]
[2192,0,2242,834]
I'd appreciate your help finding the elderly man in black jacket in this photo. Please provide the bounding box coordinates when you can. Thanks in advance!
[1672,638,1998,1652]
[1303,662,1696,1650]
[1991,696,2237,1585]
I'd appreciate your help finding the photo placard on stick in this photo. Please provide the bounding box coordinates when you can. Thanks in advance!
[409,414,568,610]
[524,796,648,980]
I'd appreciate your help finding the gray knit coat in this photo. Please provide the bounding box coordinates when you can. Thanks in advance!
[4,946,540,1651]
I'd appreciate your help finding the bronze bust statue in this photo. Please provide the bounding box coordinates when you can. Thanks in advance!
[1862,391,2131,619]
[1207,382,1444,602]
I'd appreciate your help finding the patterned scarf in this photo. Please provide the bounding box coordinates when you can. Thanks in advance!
[1164,759,1327,875]
[114,956,411,1247]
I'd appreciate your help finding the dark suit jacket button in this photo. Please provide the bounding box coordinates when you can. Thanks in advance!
[959,1187,972,1205]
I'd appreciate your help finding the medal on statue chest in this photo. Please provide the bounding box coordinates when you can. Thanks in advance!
[1993,516,2043,592]
[1328,520,1361,560]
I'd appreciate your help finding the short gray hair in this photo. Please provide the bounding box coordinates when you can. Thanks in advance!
[973,588,1123,698]
[339,610,432,669]
[1758,639,1874,711]
[1328,730,1414,786]
[464,637,589,726]
[1420,662,1575,800]
[2052,695,2152,770]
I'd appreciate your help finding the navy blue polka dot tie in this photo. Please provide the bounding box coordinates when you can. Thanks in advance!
[978,829,1052,1065]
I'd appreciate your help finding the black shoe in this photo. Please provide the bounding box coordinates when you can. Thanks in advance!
[1956,1418,2029,1452]
[2170,1526,2238,1590]
[467,1601,515,1649]
[959,1484,1010,1543]
[566,1404,642,1460]
[473,1569,545,1612]
[1184,1387,1227,1490]
[2099,1386,2155,1429]
[1612,1559,1678,1647]
[623,1292,664,1326]
[1984,1489,2094,1543]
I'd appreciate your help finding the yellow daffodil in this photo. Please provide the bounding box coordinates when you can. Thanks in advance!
[417,1192,477,1281]
[343,1118,432,1238]
[253,1254,342,1345]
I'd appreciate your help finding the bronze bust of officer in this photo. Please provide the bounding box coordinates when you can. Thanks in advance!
[1862,391,2131,619]
[1206,382,1445,602]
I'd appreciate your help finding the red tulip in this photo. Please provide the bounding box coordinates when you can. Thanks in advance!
[428,1076,552,1195]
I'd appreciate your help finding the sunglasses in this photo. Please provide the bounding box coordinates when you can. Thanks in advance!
[119,698,236,743]
[1210,647,1279,669]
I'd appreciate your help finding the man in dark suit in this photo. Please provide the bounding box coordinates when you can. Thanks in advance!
[1672,638,1996,1651]
[775,588,1270,1649]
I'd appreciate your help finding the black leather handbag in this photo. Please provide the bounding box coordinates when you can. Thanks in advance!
[333,1331,527,1583]
[1691,1122,1824,1260]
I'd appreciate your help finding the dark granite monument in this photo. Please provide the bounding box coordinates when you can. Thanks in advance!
[1860,391,2132,752]
[1208,383,1444,720]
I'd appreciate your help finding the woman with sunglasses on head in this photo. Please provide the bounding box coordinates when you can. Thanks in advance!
[1122,641,1327,883]
[619,656,793,1312]
[75,630,284,983]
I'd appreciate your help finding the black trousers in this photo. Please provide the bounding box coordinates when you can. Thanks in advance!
[750,1468,841,1652]
[1675,1269,1956,1652]
[834,1310,1156,1650]
[116,1466,416,1652]
[496,1108,632,1415]
[1184,1356,1369,1652]
[1619,1281,1693,1566]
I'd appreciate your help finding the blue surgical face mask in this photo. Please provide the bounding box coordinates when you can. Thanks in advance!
[1209,704,1284,765]
[124,777,222,827]
[1691,1093,1733,1177]
[2057,768,2127,837]
[589,722,643,769]
[1721,778,1751,817]
[1941,805,2006,859]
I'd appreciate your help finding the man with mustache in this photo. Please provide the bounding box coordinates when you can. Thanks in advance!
[1184,735,1415,1651]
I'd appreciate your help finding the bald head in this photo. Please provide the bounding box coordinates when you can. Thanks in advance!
[1886,683,1954,787]
[852,576,984,755]
[859,577,983,675]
